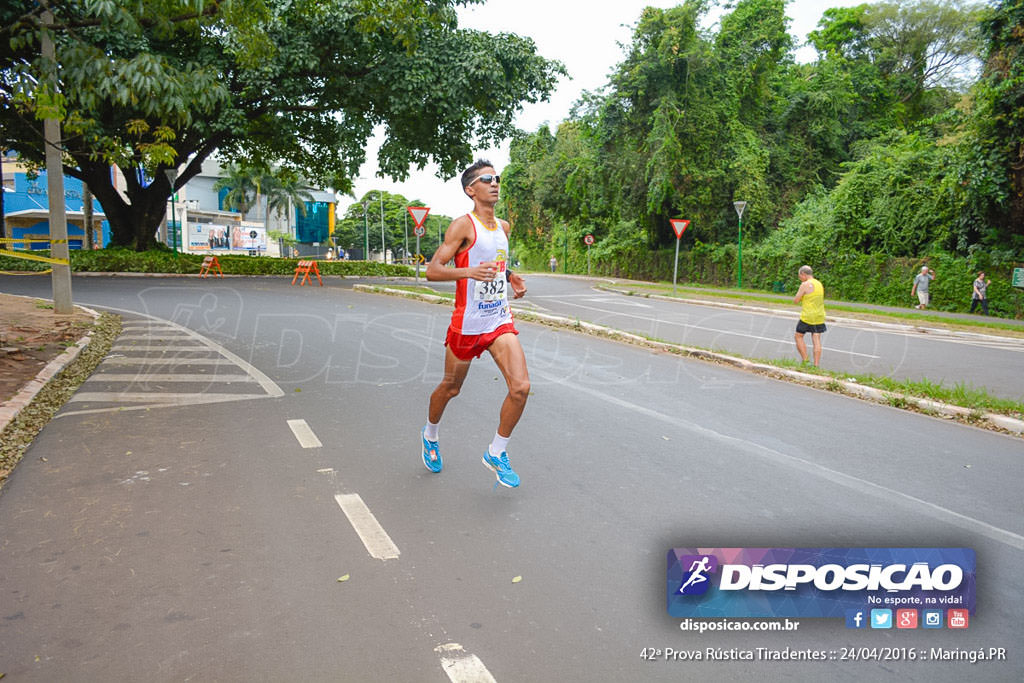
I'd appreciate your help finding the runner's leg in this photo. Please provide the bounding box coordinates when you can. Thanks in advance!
[487,332,530,438]
[794,332,809,363]
[811,332,822,366]
[428,346,473,425]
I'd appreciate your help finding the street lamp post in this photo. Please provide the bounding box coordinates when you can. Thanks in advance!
[362,200,369,260]
[379,191,386,264]
[733,201,747,289]
[164,168,179,254]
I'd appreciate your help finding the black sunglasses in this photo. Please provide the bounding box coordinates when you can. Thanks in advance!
[468,173,500,186]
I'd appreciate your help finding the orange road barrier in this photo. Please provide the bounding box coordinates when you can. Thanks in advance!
[199,255,223,278]
[291,260,322,286]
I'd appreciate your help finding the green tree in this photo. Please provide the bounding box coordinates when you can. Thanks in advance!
[264,168,315,237]
[1,0,562,250]
[951,0,1024,251]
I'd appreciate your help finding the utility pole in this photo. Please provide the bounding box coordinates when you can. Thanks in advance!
[41,11,72,314]
[379,191,386,264]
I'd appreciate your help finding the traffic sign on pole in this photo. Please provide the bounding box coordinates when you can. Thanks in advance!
[407,206,430,228]
[408,207,430,282]
[670,219,691,295]
[669,219,690,239]
[583,234,594,275]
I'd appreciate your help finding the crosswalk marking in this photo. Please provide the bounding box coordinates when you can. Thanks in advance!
[89,374,256,383]
[58,308,283,418]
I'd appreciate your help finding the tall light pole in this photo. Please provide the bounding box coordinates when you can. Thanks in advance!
[362,200,369,260]
[164,168,179,254]
[733,200,747,289]
[379,191,386,264]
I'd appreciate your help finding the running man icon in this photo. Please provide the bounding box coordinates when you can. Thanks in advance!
[678,556,714,595]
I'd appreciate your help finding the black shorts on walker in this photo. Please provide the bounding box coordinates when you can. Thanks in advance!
[796,320,827,334]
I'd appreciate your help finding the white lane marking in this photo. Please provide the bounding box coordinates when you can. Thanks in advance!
[89,374,255,382]
[111,346,214,352]
[287,419,323,448]
[334,493,400,560]
[117,333,193,339]
[101,357,237,366]
[535,369,1024,551]
[70,392,268,404]
[435,644,496,683]
[549,299,881,359]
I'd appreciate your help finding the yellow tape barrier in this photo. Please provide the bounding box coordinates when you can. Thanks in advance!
[0,237,69,244]
[0,248,70,266]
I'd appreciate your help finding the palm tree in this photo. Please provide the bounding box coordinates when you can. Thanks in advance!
[214,164,258,219]
[265,169,315,239]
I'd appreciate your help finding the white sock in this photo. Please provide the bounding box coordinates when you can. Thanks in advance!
[488,432,510,457]
[424,421,439,441]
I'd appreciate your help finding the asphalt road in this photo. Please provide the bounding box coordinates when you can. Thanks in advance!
[0,275,1022,682]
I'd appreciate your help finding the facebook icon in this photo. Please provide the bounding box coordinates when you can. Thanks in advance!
[845,610,867,629]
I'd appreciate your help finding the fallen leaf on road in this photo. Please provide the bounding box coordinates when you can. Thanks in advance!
[295,388,302,393]
[337,574,350,582]
[512,575,522,583]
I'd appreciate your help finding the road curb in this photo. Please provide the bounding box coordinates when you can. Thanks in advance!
[355,284,1024,437]
[0,296,101,435]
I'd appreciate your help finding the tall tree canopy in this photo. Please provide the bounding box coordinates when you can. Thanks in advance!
[1,0,563,249]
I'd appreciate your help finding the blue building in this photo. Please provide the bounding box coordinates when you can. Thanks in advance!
[2,157,109,249]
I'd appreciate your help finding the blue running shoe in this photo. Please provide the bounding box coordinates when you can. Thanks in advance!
[421,428,442,473]
[482,450,519,488]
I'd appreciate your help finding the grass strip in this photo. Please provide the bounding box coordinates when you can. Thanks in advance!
[0,313,122,490]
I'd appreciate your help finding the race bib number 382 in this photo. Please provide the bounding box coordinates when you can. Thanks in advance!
[474,277,506,302]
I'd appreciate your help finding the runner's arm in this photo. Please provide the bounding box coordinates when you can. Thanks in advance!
[793,280,809,304]
[426,216,497,282]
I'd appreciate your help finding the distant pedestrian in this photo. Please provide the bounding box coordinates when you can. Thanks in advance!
[970,271,990,315]
[549,256,557,272]
[793,265,826,366]
[911,266,936,309]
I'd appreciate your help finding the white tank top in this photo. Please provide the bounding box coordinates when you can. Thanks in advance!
[450,213,513,335]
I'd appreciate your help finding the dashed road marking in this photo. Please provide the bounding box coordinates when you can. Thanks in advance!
[287,419,323,449]
[334,493,400,560]
[435,643,496,683]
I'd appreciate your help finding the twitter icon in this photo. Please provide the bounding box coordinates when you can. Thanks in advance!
[870,609,893,629]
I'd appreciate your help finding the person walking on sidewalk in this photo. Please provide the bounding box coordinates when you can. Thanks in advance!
[912,266,936,309]
[420,159,529,488]
[793,265,826,366]
[970,271,990,315]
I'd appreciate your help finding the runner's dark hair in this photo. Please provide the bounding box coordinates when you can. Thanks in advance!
[461,159,494,190]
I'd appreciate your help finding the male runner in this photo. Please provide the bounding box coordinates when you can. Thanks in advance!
[420,160,529,488]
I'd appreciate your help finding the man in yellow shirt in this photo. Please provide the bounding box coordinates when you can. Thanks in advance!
[793,265,826,366]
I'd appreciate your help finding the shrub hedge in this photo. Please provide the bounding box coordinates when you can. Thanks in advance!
[0,247,414,278]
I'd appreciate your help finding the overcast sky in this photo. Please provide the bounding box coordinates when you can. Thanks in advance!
[342,0,863,221]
